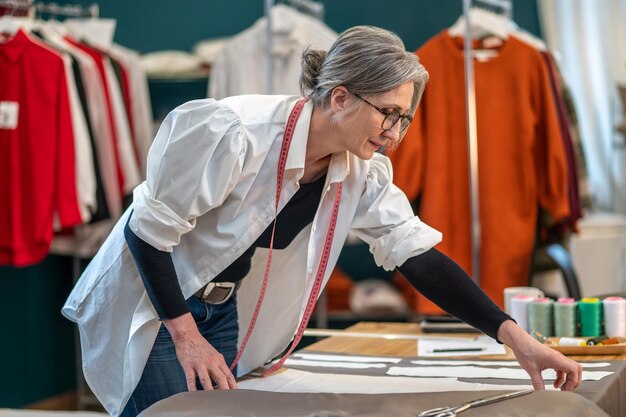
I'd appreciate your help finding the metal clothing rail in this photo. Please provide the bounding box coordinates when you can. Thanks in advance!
[264,0,273,94]
[34,2,99,18]
[462,0,512,285]
[0,0,98,18]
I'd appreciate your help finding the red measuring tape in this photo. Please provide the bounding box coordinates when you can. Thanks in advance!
[230,99,343,374]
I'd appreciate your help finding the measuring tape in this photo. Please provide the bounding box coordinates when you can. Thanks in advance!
[262,182,342,376]
[230,98,343,373]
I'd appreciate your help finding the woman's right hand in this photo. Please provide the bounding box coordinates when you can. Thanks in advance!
[164,313,239,391]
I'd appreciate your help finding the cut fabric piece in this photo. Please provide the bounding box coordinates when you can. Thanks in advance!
[409,359,610,368]
[387,365,612,381]
[292,352,402,364]
[238,368,539,393]
[284,359,387,370]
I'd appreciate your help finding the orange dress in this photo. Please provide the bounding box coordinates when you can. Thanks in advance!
[389,32,570,313]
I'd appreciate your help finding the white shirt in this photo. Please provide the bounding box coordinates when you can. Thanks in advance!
[103,57,141,194]
[41,26,121,258]
[109,43,155,177]
[62,95,442,417]
[209,5,337,98]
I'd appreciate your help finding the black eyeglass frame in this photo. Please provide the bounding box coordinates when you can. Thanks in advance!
[352,92,413,133]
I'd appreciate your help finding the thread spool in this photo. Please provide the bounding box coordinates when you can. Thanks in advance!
[579,298,603,337]
[558,337,586,346]
[510,295,533,332]
[529,297,554,337]
[603,297,626,337]
[554,297,578,337]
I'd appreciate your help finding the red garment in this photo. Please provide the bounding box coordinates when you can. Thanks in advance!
[0,30,82,266]
[65,37,126,198]
[389,33,570,312]
[541,51,583,234]
[112,56,140,167]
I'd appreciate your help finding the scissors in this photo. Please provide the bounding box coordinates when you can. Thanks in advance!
[417,389,534,417]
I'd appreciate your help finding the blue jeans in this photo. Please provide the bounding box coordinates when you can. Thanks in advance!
[120,295,239,417]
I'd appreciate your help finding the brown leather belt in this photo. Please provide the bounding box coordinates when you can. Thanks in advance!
[194,281,241,305]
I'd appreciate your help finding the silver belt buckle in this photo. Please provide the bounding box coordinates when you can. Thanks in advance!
[200,282,237,305]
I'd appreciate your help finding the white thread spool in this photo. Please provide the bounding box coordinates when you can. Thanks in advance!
[603,297,626,337]
[558,337,586,346]
[510,295,534,332]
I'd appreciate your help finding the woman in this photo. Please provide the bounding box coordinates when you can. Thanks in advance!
[63,26,582,417]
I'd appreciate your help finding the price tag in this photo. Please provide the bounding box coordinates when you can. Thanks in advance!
[0,101,19,129]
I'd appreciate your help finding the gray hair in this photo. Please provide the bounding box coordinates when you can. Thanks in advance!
[300,26,428,117]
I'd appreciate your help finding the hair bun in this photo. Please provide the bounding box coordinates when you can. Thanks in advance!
[300,48,327,95]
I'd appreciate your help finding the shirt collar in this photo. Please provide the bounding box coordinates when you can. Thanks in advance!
[0,29,30,63]
[285,99,350,184]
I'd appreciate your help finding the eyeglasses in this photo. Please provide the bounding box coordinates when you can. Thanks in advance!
[352,92,413,133]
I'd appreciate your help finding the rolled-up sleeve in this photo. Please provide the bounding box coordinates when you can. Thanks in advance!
[351,155,442,270]
[129,99,246,251]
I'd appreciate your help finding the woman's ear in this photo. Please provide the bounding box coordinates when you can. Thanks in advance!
[329,86,350,113]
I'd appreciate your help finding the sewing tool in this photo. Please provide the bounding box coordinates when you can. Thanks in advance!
[417,389,534,417]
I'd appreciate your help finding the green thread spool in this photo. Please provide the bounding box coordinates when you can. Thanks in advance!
[579,297,603,337]
[529,297,554,337]
[554,298,578,337]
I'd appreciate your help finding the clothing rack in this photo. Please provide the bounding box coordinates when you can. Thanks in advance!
[472,0,512,18]
[34,2,99,18]
[264,0,273,94]
[462,0,512,285]
[0,0,98,17]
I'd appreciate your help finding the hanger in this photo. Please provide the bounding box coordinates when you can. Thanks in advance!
[0,0,36,35]
[0,15,35,35]
[281,0,324,20]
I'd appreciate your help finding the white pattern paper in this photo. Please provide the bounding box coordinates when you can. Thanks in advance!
[387,366,612,381]
[292,352,402,363]
[238,368,557,393]
[418,335,506,357]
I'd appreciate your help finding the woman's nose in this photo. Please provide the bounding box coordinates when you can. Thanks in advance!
[382,121,401,142]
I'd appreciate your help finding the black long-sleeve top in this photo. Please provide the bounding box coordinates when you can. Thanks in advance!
[124,174,512,341]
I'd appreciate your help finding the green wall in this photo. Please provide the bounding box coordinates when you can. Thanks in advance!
[60,0,541,54]
[0,256,77,407]
[1,0,542,408]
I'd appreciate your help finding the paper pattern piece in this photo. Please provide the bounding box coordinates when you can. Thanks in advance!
[238,369,557,393]
[410,360,611,368]
[387,366,613,381]
[284,358,387,369]
[418,335,506,357]
[292,352,402,363]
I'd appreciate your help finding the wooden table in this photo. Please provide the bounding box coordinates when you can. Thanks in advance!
[303,322,626,416]
[305,321,626,361]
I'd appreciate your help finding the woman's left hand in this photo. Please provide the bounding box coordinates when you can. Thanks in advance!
[497,320,583,391]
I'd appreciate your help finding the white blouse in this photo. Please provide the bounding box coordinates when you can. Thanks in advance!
[63,95,442,416]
